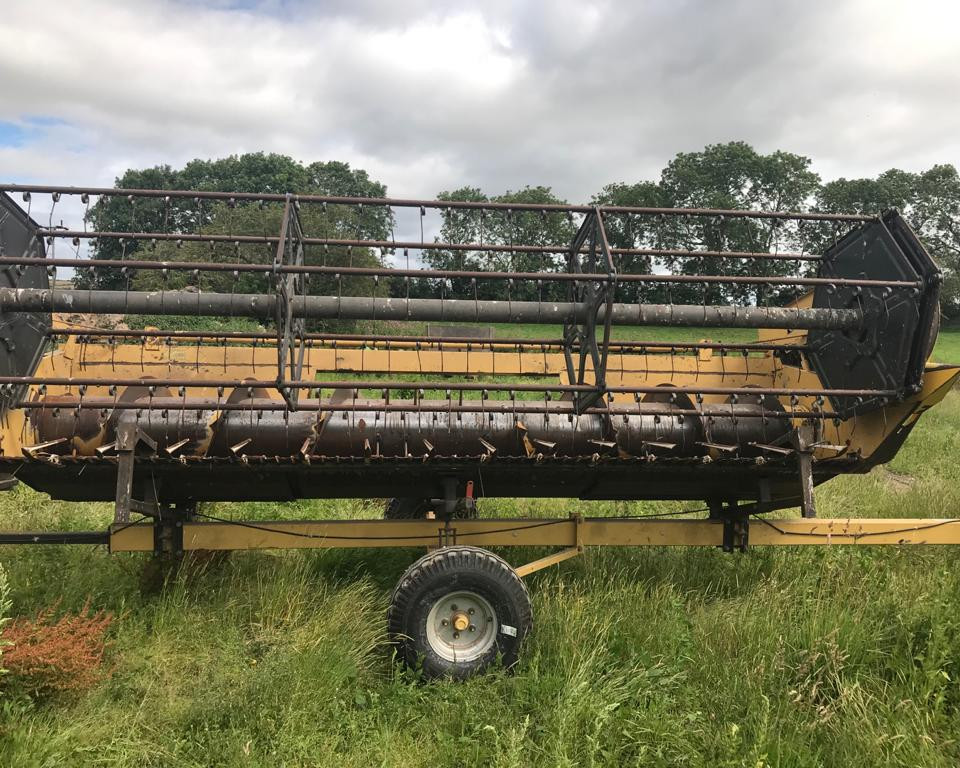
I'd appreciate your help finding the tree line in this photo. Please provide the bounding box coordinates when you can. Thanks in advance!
[80,143,960,318]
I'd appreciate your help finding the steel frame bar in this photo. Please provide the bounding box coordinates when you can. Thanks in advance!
[273,196,307,405]
[48,328,810,353]
[35,230,821,262]
[514,547,583,577]
[3,255,917,289]
[0,530,110,545]
[11,400,841,418]
[594,211,617,401]
[3,184,875,221]
[1,376,888,397]
[561,209,618,412]
[105,516,960,553]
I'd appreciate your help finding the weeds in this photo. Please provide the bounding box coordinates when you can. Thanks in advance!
[1,600,113,698]
[0,564,10,681]
[0,391,957,765]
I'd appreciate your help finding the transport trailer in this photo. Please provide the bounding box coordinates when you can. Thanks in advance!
[0,185,957,679]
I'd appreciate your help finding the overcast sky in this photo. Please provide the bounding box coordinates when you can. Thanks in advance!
[1,0,959,207]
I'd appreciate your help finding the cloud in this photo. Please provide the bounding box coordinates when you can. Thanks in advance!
[1,0,959,218]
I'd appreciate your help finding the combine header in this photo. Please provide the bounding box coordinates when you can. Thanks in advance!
[0,184,956,678]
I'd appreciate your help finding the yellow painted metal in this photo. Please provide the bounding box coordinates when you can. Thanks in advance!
[109,516,960,553]
[112,518,581,551]
[10,317,959,463]
[109,523,154,552]
[514,547,582,578]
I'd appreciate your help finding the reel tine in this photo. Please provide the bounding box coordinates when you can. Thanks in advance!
[0,187,923,494]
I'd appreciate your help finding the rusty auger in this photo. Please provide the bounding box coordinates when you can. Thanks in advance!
[0,183,956,679]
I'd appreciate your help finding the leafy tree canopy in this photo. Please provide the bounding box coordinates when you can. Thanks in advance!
[79,144,960,318]
[79,153,392,293]
[817,165,960,316]
[423,186,575,301]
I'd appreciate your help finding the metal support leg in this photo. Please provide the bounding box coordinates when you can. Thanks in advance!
[113,422,159,524]
[716,502,749,553]
[797,451,817,518]
[152,507,184,557]
[793,423,817,519]
[721,515,749,553]
[113,424,136,523]
[440,477,458,519]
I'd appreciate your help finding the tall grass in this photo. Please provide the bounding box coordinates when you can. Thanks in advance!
[0,394,958,766]
[933,324,960,365]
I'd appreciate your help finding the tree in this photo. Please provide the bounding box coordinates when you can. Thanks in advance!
[129,201,386,306]
[816,165,960,317]
[87,145,959,326]
[655,142,821,304]
[591,181,665,303]
[422,186,576,302]
[77,153,393,296]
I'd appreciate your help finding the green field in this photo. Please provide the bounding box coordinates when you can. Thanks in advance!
[489,323,960,364]
[512,323,960,366]
[0,331,959,766]
[122,315,960,365]
[934,325,960,365]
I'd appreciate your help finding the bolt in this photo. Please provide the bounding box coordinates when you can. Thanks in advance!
[450,603,458,611]
[453,632,460,640]
[441,619,448,627]
[468,608,475,615]
[469,625,476,632]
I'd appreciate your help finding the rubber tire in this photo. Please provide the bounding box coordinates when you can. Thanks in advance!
[387,546,532,680]
[384,498,433,519]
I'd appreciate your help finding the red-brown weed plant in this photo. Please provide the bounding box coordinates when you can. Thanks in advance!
[2,599,113,697]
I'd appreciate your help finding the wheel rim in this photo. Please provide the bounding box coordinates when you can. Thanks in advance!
[425,590,498,663]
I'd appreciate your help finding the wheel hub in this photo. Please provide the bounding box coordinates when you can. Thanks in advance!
[425,590,497,662]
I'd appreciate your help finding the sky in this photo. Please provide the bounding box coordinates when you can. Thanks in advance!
[1,0,959,212]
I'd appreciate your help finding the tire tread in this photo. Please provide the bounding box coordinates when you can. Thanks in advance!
[387,545,531,679]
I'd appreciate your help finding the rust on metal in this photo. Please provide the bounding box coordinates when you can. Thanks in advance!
[0,186,951,523]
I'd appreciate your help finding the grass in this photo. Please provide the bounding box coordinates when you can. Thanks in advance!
[933,323,960,365]
[0,333,959,766]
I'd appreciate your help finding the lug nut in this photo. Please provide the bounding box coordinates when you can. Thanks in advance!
[469,625,476,632]
[441,619,448,627]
